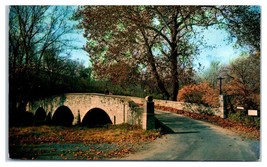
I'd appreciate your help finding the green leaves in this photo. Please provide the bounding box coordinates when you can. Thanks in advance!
[219,6,260,52]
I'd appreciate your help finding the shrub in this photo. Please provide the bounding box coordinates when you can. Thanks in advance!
[228,112,260,129]
[178,82,219,107]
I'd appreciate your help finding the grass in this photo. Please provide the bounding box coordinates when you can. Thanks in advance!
[8,124,161,160]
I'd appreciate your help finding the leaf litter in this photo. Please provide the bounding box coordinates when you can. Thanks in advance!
[9,124,161,160]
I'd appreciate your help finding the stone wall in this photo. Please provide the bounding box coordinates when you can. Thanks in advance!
[126,96,221,117]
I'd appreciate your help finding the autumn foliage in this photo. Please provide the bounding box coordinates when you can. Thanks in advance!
[178,82,219,107]
[220,54,260,114]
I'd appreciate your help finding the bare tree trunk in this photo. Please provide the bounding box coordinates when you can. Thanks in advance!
[141,28,170,99]
[147,51,170,100]
[170,12,179,101]
[170,52,179,101]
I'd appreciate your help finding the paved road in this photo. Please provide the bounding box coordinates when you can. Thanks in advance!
[121,110,260,161]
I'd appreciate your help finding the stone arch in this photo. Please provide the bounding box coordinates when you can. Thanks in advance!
[82,108,112,127]
[34,107,46,125]
[51,105,74,126]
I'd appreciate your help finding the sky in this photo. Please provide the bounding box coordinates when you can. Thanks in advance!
[194,27,244,72]
[68,29,89,66]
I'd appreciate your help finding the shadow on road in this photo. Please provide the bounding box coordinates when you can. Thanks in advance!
[155,118,175,134]
[173,131,200,134]
[155,118,200,135]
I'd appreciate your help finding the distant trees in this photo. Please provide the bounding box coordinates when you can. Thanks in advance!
[201,60,222,88]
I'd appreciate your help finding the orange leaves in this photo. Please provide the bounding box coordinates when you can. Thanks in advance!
[223,55,260,111]
[178,82,219,107]
[93,58,140,88]
[107,61,139,86]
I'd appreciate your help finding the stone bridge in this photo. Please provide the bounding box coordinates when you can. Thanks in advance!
[26,93,225,130]
[26,93,153,129]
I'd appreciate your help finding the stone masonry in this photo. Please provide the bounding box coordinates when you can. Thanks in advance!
[26,93,144,127]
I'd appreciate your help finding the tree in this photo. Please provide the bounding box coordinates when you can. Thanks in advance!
[219,6,260,52]
[201,60,222,88]
[222,53,260,111]
[75,6,224,101]
[9,6,76,119]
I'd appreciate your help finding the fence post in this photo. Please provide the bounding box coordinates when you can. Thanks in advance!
[219,95,227,118]
[142,96,155,130]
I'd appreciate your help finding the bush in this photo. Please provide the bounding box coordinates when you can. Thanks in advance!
[178,82,219,107]
[228,112,260,129]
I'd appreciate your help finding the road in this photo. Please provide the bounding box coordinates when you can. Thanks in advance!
[120,110,260,161]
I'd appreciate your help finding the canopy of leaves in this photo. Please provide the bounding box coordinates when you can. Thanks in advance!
[219,6,260,52]
[75,6,229,100]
